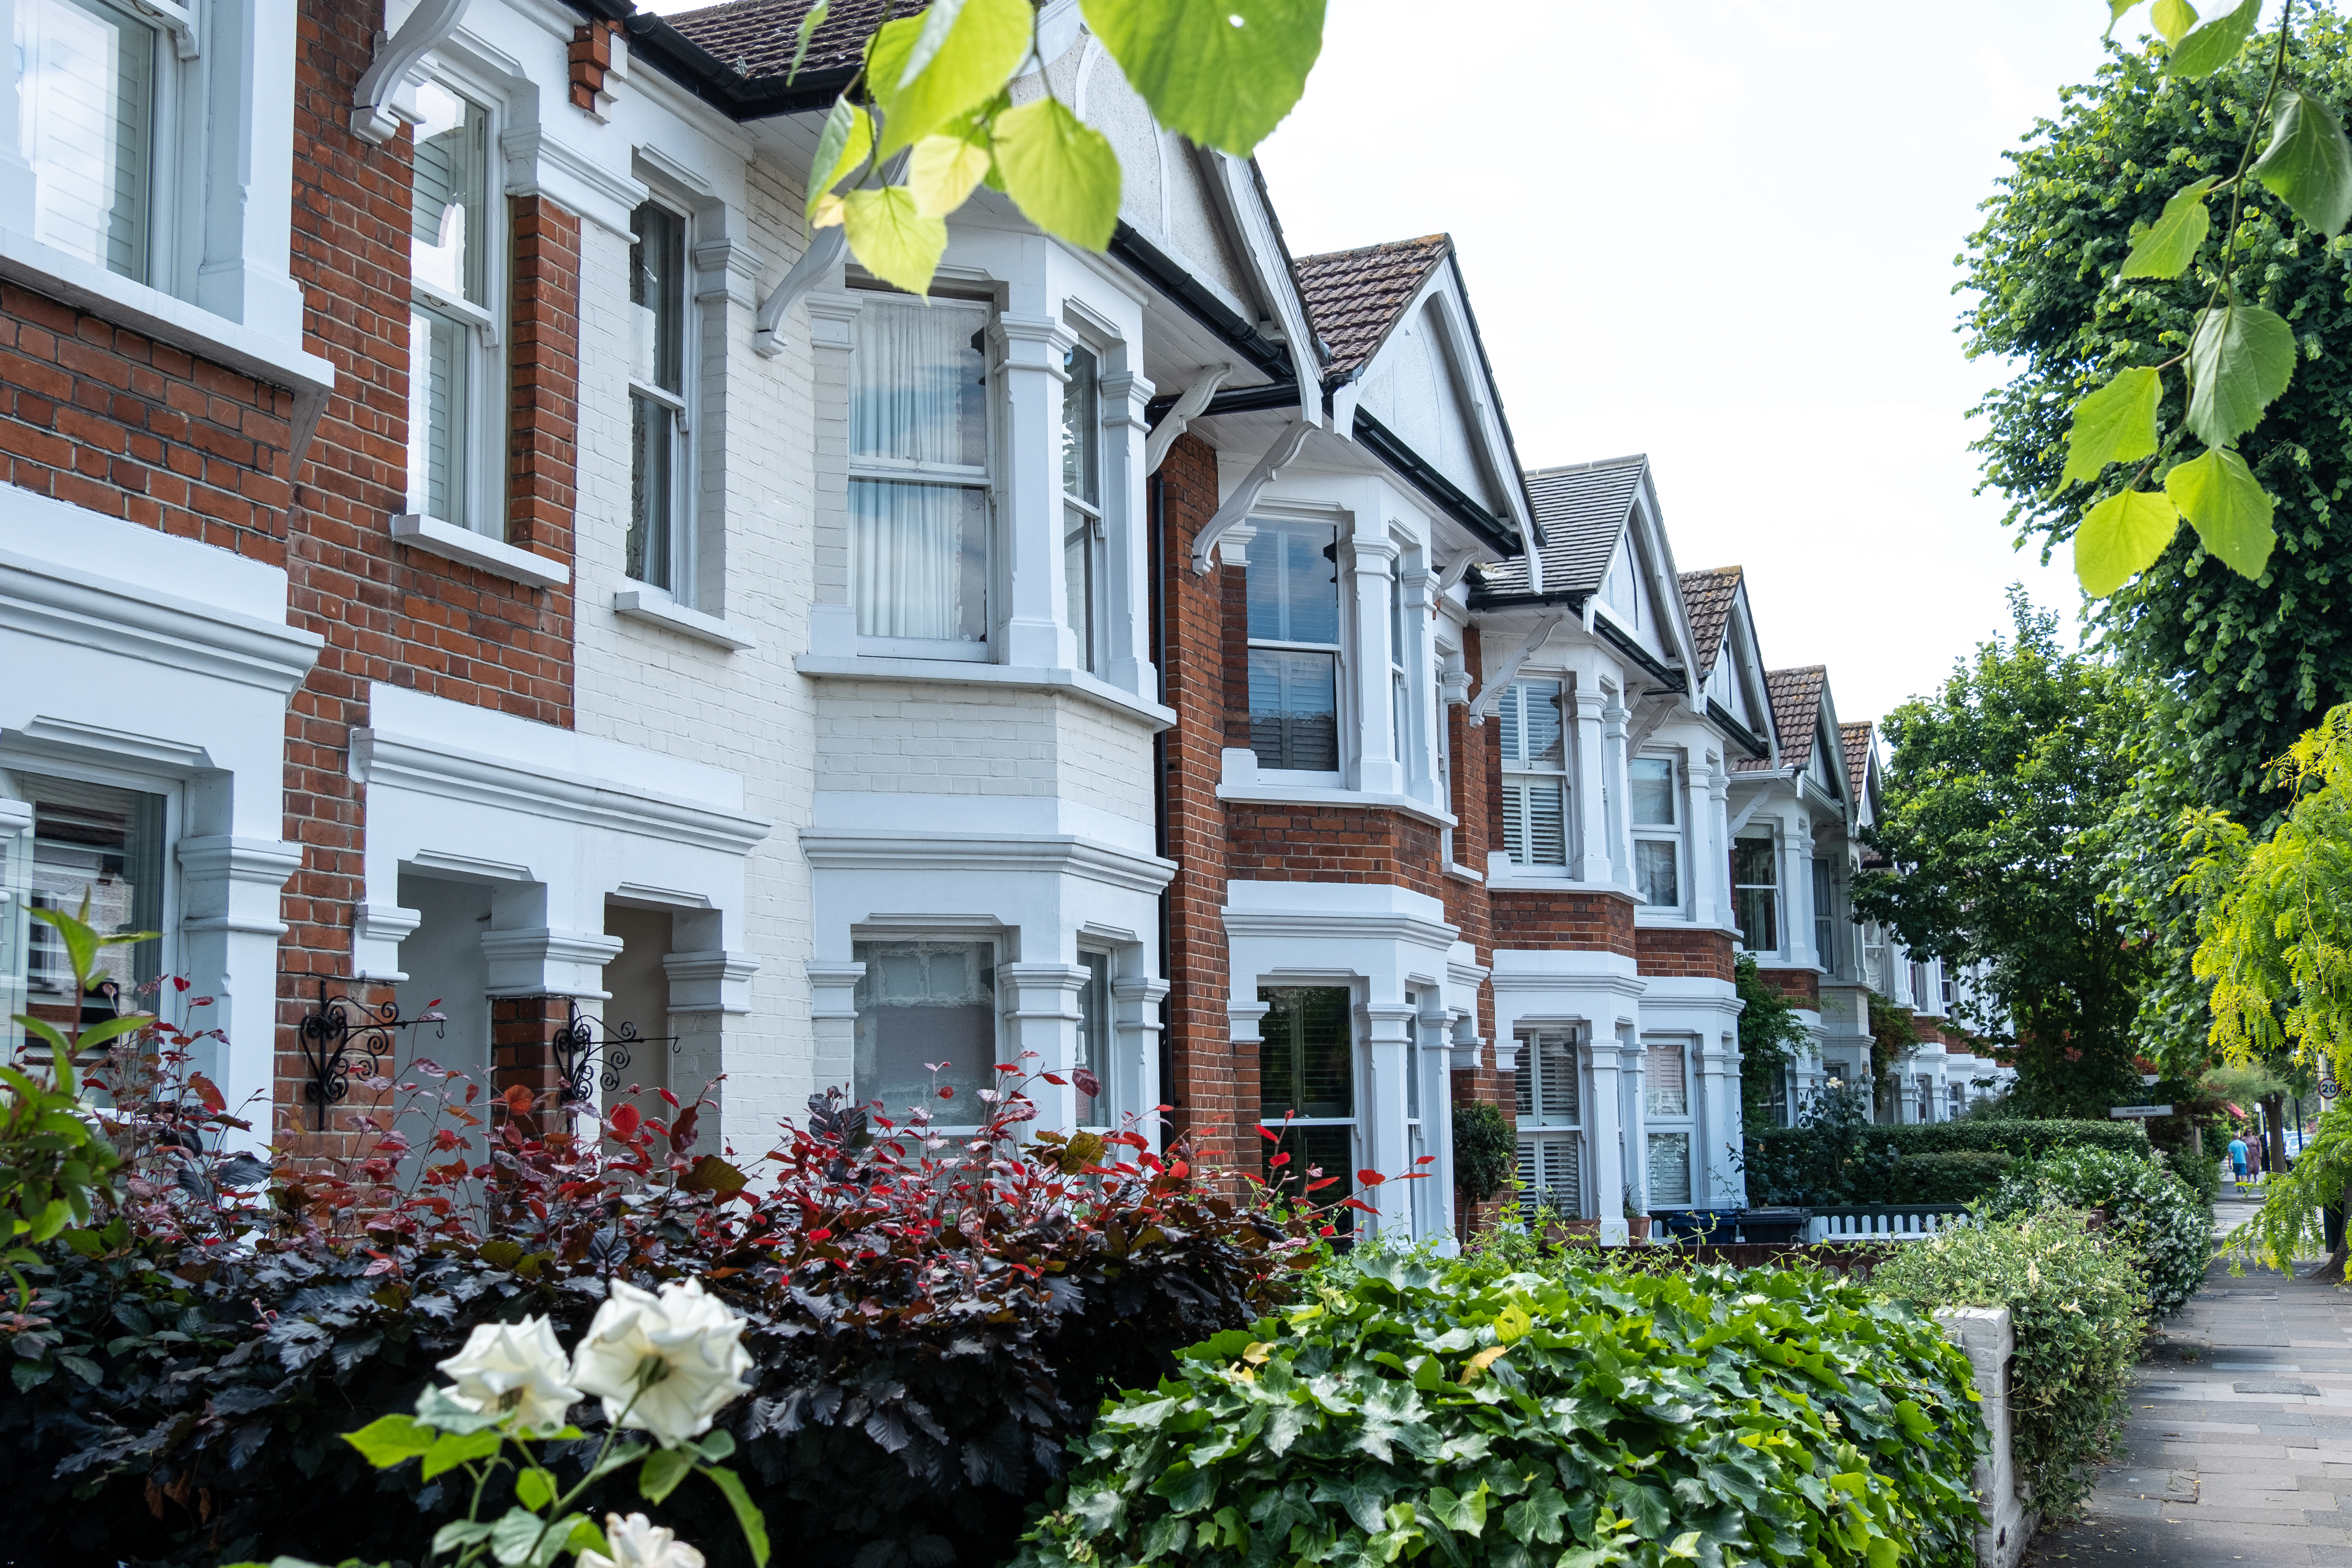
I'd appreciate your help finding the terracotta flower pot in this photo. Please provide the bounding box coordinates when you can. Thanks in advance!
[1544,1219,1602,1246]
[1626,1216,1653,1243]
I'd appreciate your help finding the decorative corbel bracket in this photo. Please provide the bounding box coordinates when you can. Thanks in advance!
[753,225,848,358]
[1145,363,1230,474]
[1190,418,1311,575]
[1465,612,1563,726]
[353,0,472,147]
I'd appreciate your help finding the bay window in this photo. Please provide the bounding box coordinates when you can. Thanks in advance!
[17,0,155,281]
[1388,561,1407,763]
[406,81,500,535]
[1259,986,1354,1231]
[1732,834,1778,952]
[1073,948,1109,1127]
[1514,1027,1582,1218]
[1629,756,1679,907]
[1246,521,1341,772]
[1497,679,1566,868]
[1812,856,1839,973]
[851,938,998,1118]
[849,294,991,649]
[1061,342,1101,672]
[1644,1038,1692,1207]
[627,200,689,593]
[2,769,166,1053]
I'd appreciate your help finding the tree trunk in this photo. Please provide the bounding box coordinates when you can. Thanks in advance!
[2264,1092,2291,1176]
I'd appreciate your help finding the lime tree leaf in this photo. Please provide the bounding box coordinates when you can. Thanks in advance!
[2119,176,2215,278]
[2063,366,2164,485]
[2106,0,2140,32]
[866,0,1030,159]
[786,0,829,80]
[343,1414,438,1468]
[1082,0,1325,156]
[2074,489,2181,595]
[2164,445,2277,577]
[909,132,993,218]
[2152,0,2198,43]
[806,100,874,223]
[2252,87,2352,238]
[702,1465,773,1568]
[515,1468,555,1511]
[2165,0,2261,78]
[839,187,948,293]
[993,97,1122,250]
[2187,300,2295,448]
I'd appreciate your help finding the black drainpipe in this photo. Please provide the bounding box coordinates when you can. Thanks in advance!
[1149,474,1177,1126]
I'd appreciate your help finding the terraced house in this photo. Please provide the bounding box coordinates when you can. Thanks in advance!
[0,0,1994,1234]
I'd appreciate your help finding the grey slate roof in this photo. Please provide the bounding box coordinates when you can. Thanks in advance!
[1294,235,1451,382]
[1680,566,1741,680]
[667,0,889,82]
[1470,455,1647,600]
[1736,666,1826,774]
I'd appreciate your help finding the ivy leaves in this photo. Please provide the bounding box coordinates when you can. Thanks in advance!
[804,0,1326,293]
[2061,3,2347,595]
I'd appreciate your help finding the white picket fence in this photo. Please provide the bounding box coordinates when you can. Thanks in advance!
[1805,1203,1971,1243]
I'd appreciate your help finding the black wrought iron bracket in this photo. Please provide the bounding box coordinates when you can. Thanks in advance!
[297,977,445,1130]
[550,1000,681,1105]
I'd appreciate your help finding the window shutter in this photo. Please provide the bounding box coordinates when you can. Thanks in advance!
[1644,1041,1687,1117]
[1539,1032,1578,1122]
[1498,685,1522,763]
[1526,778,1566,866]
[1513,1045,1534,1116]
[1646,1133,1691,1205]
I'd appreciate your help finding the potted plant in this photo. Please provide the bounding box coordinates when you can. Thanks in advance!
[1622,1184,1652,1243]
[1535,1191,1600,1245]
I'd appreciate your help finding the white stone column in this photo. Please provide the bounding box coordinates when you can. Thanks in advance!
[665,918,758,1124]
[1707,765,1733,933]
[998,962,1089,1132]
[173,836,302,1144]
[1099,366,1157,700]
[804,291,863,657]
[1619,1023,1649,1221]
[1111,972,1168,1148]
[0,800,30,1043]
[1572,685,1612,885]
[805,960,865,1097]
[1349,534,1403,796]
[1787,815,1818,971]
[196,0,305,340]
[1586,1026,1626,1235]
[1603,700,1632,895]
[1361,1000,1414,1234]
[1697,1027,1744,1208]
[1417,991,1457,1242]
[991,313,1074,669]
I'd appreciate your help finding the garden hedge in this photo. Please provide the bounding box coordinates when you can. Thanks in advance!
[1747,1114,2154,1208]
[1982,1145,2212,1315]
[1014,1250,1986,1568]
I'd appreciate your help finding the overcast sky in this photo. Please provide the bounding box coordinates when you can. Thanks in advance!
[1255,3,2121,726]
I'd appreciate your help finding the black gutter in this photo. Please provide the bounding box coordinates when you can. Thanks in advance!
[1706,698,1770,762]
[1143,379,1302,425]
[1353,410,1521,560]
[617,11,862,120]
[1107,223,1292,381]
[1591,613,1686,690]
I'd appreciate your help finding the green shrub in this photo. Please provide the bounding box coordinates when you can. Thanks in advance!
[1015,1250,1986,1568]
[1869,1211,2146,1514]
[2160,1141,2222,1206]
[1982,1145,2212,1316]
[1451,1101,1515,1205]
[1748,1116,2153,1207]
[1896,1150,2015,1205]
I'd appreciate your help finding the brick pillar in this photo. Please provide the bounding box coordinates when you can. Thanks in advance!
[490,996,570,1140]
[275,975,401,1162]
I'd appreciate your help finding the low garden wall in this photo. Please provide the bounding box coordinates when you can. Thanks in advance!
[1936,1306,2037,1568]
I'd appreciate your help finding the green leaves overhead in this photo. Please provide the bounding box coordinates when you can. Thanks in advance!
[2119,176,2215,278]
[2251,86,2352,238]
[993,97,1123,250]
[839,187,948,294]
[864,0,1031,160]
[2186,299,2295,447]
[2153,0,2200,44]
[908,130,993,218]
[805,99,873,224]
[1081,0,1325,156]
[2074,489,2182,595]
[2164,0,2264,79]
[2063,366,2164,485]
[2164,444,2278,575]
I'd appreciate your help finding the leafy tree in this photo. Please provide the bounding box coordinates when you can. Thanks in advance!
[1734,953,1813,1130]
[1853,592,2148,1118]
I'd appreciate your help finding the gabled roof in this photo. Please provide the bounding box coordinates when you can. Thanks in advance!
[1737,666,1826,773]
[1680,566,1742,679]
[1294,235,1451,381]
[1840,721,1876,802]
[666,0,879,83]
[1470,455,1648,599]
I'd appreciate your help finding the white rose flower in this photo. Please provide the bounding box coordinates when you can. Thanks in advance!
[569,1278,753,1448]
[577,1512,706,1568]
[433,1315,581,1436]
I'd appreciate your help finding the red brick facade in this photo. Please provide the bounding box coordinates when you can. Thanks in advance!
[1756,967,1821,1007]
[1635,926,1735,982]
[1489,887,1638,956]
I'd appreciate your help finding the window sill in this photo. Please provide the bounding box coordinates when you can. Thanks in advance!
[0,228,333,397]
[1445,862,1485,885]
[613,590,756,651]
[392,515,568,589]
[1214,777,1458,830]
[793,652,1177,729]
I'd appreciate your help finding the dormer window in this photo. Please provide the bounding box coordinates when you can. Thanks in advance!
[849,294,991,649]
[1246,520,1340,772]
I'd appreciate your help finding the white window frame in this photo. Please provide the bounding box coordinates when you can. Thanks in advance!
[849,934,1003,1135]
[1812,855,1840,975]
[1515,1024,1585,1220]
[1058,330,1104,676]
[401,69,506,543]
[1731,830,1780,954]
[625,195,693,599]
[1243,513,1348,783]
[1643,1035,1695,1210]
[1256,983,1361,1231]
[1628,751,1683,912]
[1074,945,1111,1130]
[1497,677,1568,870]
[846,283,995,661]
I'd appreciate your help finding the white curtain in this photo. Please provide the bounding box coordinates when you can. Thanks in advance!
[851,298,984,463]
[851,299,987,639]
[851,480,969,639]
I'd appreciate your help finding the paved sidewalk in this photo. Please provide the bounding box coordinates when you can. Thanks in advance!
[2026,1188,2352,1566]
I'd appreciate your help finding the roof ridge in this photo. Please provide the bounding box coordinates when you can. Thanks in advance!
[1296,233,1451,265]
[1524,454,1647,479]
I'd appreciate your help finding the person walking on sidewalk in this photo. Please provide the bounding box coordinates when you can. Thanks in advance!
[2229,1134,2250,1188]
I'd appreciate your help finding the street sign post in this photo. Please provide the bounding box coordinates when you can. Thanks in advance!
[2108,1104,2174,1119]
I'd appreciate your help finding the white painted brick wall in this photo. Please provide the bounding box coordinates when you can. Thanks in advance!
[814,680,1152,822]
